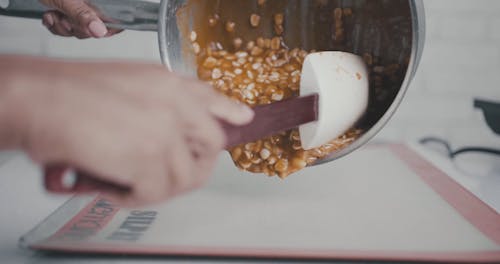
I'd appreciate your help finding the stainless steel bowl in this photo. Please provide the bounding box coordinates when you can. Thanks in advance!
[1,0,425,165]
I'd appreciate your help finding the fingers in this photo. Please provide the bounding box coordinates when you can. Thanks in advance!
[179,80,254,126]
[166,133,196,196]
[43,12,73,37]
[27,63,230,207]
[40,0,109,38]
[96,71,230,153]
[105,28,124,37]
[100,131,199,207]
[181,79,254,125]
[208,94,254,126]
[188,140,218,190]
[42,12,55,28]
[180,95,227,150]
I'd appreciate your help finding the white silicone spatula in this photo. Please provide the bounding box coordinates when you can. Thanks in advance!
[299,51,369,150]
[44,51,369,195]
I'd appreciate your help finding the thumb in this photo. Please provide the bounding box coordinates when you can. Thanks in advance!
[209,95,255,126]
[40,0,108,38]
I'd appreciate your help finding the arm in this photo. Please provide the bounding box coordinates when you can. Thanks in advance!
[0,55,253,206]
[0,55,43,149]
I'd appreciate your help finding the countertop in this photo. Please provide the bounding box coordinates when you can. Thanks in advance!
[1,142,498,264]
[1,0,500,262]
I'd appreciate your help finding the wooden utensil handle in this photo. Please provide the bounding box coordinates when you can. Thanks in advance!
[44,95,318,194]
[44,165,131,195]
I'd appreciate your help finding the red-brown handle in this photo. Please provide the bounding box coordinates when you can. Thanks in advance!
[44,95,318,195]
[44,165,131,195]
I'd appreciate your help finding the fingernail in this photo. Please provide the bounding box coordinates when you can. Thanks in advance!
[44,14,54,27]
[240,104,254,120]
[61,20,72,32]
[88,20,107,38]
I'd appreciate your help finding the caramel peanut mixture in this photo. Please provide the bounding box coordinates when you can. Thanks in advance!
[193,4,362,178]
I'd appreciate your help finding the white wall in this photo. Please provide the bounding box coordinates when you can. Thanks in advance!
[1,0,499,154]
[384,0,500,148]
[0,11,159,60]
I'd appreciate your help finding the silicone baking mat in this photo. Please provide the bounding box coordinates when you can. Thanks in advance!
[21,144,500,263]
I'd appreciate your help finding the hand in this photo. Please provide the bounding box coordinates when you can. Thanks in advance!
[1,56,253,206]
[40,0,121,38]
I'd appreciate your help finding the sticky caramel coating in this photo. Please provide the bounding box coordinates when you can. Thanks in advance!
[196,37,360,178]
[192,3,365,178]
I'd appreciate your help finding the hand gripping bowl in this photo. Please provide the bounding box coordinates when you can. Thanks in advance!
[1,0,425,167]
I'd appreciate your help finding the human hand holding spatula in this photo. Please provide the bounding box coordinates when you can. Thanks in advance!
[45,51,369,196]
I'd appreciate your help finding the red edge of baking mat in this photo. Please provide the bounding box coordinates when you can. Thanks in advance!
[391,144,500,245]
[31,144,500,263]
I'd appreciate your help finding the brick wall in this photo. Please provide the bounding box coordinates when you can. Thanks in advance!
[0,0,499,154]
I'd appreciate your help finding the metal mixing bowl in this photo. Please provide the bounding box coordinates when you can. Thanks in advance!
[1,0,425,165]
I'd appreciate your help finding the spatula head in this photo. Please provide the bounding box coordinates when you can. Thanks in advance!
[299,51,369,150]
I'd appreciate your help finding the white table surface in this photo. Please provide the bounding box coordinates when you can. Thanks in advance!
[0,152,363,264]
[1,0,500,262]
[0,153,316,264]
[1,142,498,264]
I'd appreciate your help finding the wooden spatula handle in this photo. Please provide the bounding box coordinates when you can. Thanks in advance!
[44,94,318,194]
[221,94,318,148]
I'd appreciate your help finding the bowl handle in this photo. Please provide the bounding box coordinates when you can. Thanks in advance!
[0,0,159,31]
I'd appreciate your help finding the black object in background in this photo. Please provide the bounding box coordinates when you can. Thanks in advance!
[474,99,500,135]
[419,99,500,176]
